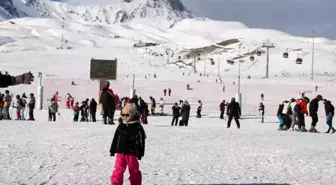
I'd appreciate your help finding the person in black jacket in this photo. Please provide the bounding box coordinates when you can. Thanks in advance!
[309,95,323,132]
[109,103,146,185]
[324,100,336,133]
[277,103,285,130]
[259,102,265,123]
[89,98,97,122]
[226,97,241,129]
[180,100,191,126]
[27,93,35,121]
[100,81,116,125]
[171,102,181,126]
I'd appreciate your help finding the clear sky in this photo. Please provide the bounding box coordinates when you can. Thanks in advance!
[52,0,336,40]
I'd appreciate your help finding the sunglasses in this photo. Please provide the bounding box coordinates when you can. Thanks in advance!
[122,114,130,117]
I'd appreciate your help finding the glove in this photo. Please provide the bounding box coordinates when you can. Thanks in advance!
[137,156,142,160]
[110,153,115,157]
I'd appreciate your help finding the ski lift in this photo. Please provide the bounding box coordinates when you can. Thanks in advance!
[296,53,303,64]
[283,48,289,58]
[227,60,234,65]
[210,58,215,65]
[197,57,201,61]
[250,56,255,61]
[256,50,262,56]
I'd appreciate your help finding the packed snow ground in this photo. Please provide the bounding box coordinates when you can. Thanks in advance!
[1,14,336,185]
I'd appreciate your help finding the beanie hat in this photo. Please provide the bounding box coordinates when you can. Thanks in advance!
[121,103,137,123]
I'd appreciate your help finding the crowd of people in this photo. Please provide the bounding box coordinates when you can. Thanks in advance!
[277,94,335,133]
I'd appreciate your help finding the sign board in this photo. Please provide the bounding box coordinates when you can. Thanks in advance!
[90,58,117,80]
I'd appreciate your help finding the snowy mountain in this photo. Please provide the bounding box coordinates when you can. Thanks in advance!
[0,0,196,28]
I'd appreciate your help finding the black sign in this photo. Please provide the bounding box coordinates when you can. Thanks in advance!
[90,58,117,80]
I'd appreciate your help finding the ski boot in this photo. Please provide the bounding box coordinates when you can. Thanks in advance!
[309,127,318,133]
[300,127,308,132]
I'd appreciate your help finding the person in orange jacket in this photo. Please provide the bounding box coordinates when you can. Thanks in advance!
[296,96,309,131]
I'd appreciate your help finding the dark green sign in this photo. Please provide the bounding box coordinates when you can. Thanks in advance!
[90,58,117,80]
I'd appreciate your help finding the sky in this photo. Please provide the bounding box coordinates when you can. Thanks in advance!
[52,0,336,40]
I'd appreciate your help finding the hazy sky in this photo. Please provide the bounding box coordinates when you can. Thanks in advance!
[52,0,336,40]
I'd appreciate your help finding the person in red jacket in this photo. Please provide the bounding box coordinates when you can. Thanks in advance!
[296,97,309,131]
[219,100,226,119]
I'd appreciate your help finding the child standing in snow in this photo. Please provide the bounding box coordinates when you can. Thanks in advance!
[110,103,146,185]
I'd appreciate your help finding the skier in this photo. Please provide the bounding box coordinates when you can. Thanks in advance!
[259,102,265,123]
[171,102,181,126]
[72,102,80,122]
[48,98,58,122]
[100,81,116,125]
[324,99,336,133]
[227,97,241,129]
[168,88,172,96]
[196,100,202,118]
[109,103,146,185]
[219,100,226,119]
[180,100,191,126]
[27,93,35,121]
[163,89,167,96]
[89,98,97,122]
[3,90,12,120]
[20,93,27,120]
[309,95,323,132]
[149,96,156,116]
[159,98,164,116]
[261,93,264,101]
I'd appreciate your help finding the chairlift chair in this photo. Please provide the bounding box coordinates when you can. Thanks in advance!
[257,51,262,56]
[210,58,215,65]
[296,58,303,64]
[250,56,255,61]
[283,48,289,58]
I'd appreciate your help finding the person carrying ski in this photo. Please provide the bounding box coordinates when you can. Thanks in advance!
[227,97,241,129]
[72,102,80,122]
[48,98,58,122]
[324,99,336,133]
[171,102,181,126]
[219,100,226,119]
[309,95,323,132]
[259,102,265,123]
[180,100,191,126]
[196,100,202,118]
[27,93,35,121]
[109,103,146,185]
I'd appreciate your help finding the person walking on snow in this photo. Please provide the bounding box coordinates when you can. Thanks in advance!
[261,93,264,101]
[100,81,116,125]
[227,97,241,129]
[289,98,297,130]
[149,96,156,116]
[309,95,323,132]
[180,100,191,126]
[277,103,285,130]
[324,99,336,134]
[282,100,291,129]
[168,88,172,96]
[259,102,265,123]
[12,95,22,120]
[72,102,80,122]
[27,93,35,121]
[196,100,202,118]
[219,100,226,119]
[163,89,167,96]
[65,93,73,109]
[171,102,181,126]
[20,93,27,120]
[109,103,146,185]
[89,99,97,122]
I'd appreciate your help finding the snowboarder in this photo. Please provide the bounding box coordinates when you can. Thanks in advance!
[100,81,116,125]
[109,103,146,185]
[163,89,167,96]
[89,98,97,122]
[168,88,171,96]
[219,100,226,119]
[48,98,58,122]
[309,95,323,132]
[149,96,156,116]
[259,102,265,123]
[27,93,35,121]
[324,99,336,133]
[72,102,80,122]
[227,97,241,129]
[180,100,191,126]
[196,100,202,118]
[171,102,181,126]
[261,93,264,101]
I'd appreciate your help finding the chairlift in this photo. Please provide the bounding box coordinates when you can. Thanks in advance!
[250,56,255,61]
[227,60,234,65]
[197,57,201,61]
[210,58,215,65]
[296,58,303,64]
[256,51,262,56]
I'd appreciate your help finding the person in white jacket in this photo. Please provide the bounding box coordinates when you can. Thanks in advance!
[289,98,297,130]
[159,98,164,116]
[282,100,291,129]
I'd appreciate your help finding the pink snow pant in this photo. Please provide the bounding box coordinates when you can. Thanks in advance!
[111,153,142,185]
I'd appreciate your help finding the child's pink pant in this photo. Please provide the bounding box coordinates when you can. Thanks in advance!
[111,153,142,185]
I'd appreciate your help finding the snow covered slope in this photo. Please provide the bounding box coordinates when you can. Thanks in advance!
[0,0,196,28]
